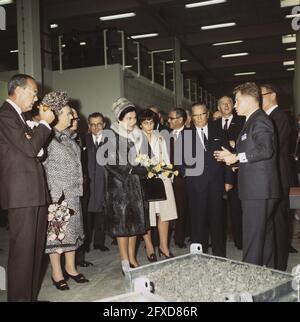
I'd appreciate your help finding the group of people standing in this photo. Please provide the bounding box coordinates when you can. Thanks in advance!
[0,73,295,302]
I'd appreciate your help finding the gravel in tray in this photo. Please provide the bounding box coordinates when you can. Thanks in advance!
[147,257,290,302]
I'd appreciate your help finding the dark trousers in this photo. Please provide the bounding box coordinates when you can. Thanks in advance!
[227,186,243,249]
[242,199,278,268]
[189,186,226,257]
[86,211,106,247]
[172,176,188,246]
[7,206,47,302]
[273,192,289,271]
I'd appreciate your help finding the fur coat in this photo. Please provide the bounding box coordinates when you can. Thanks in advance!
[99,122,149,237]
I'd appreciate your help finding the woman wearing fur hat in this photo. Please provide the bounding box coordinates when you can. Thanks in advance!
[100,97,149,271]
[42,91,88,290]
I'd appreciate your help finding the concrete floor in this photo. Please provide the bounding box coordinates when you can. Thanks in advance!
[0,224,300,302]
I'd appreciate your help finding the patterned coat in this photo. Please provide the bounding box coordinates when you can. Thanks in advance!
[43,129,84,253]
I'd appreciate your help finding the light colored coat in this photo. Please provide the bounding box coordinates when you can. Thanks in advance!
[147,131,178,226]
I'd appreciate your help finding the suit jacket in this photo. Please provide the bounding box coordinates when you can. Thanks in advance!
[237,109,281,200]
[269,107,292,192]
[0,101,51,209]
[85,133,106,212]
[185,122,233,193]
[215,114,245,147]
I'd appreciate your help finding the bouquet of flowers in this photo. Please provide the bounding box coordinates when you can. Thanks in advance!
[47,200,74,243]
[135,154,179,179]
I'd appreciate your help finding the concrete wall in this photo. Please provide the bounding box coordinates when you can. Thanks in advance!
[52,64,124,122]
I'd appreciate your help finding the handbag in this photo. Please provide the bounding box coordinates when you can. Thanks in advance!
[140,177,167,202]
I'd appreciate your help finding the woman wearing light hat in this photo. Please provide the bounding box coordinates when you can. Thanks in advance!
[101,97,149,271]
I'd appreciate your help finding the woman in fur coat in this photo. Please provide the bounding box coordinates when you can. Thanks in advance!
[98,98,149,271]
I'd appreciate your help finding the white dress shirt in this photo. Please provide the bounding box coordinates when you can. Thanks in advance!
[265,105,278,116]
[196,125,208,150]
[222,114,233,130]
[92,133,103,145]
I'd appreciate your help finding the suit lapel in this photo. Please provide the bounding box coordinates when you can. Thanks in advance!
[237,109,260,144]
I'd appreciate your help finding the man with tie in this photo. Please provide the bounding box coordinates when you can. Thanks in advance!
[214,82,281,267]
[215,96,245,250]
[84,112,109,252]
[0,74,55,301]
[261,84,293,269]
[185,103,233,257]
[168,108,188,248]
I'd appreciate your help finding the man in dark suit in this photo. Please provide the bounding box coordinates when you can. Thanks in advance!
[215,96,245,250]
[261,83,293,270]
[214,82,281,268]
[186,103,233,257]
[168,108,189,248]
[85,112,109,252]
[0,74,54,301]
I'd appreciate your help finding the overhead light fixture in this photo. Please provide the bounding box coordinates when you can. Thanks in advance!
[185,0,226,8]
[62,44,66,48]
[201,22,236,30]
[222,52,248,58]
[280,0,300,7]
[166,59,189,64]
[0,0,13,5]
[99,12,136,21]
[50,24,58,29]
[213,40,243,46]
[282,34,296,44]
[125,65,133,69]
[234,72,256,76]
[10,49,18,53]
[283,60,295,65]
[287,67,295,71]
[80,42,86,46]
[286,47,297,51]
[150,48,173,53]
[131,33,159,39]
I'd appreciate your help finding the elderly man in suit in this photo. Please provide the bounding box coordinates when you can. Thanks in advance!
[261,83,293,270]
[186,103,233,257]
[0,74,54,301]
[214,82,281,268]
[215,96,245,250]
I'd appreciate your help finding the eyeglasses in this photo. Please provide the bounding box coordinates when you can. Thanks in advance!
[261,92,273,96]
[192,112,207,117]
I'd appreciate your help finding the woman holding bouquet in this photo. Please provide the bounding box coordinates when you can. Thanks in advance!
[138,109,178,259]
[99,98,149,272]
[42,91,88,290]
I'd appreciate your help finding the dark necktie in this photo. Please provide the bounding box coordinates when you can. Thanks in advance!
[224,118,229,131]
[201,128,207,147]
[20,113,27,124]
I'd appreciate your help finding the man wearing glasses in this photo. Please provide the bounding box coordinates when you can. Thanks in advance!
[0,74,55,301]
[186,103,233,257]
[261,84,293,270]
[84,112,109,253]
[168,108,188,248]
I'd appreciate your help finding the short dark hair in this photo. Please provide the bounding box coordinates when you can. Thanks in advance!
[119,106,136,121]
[233,82,260,103]
[260,83,278,95]
[8,74,35,96]
[170,107,187,123]
[88,112,105,123]
[137,109,159,128]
